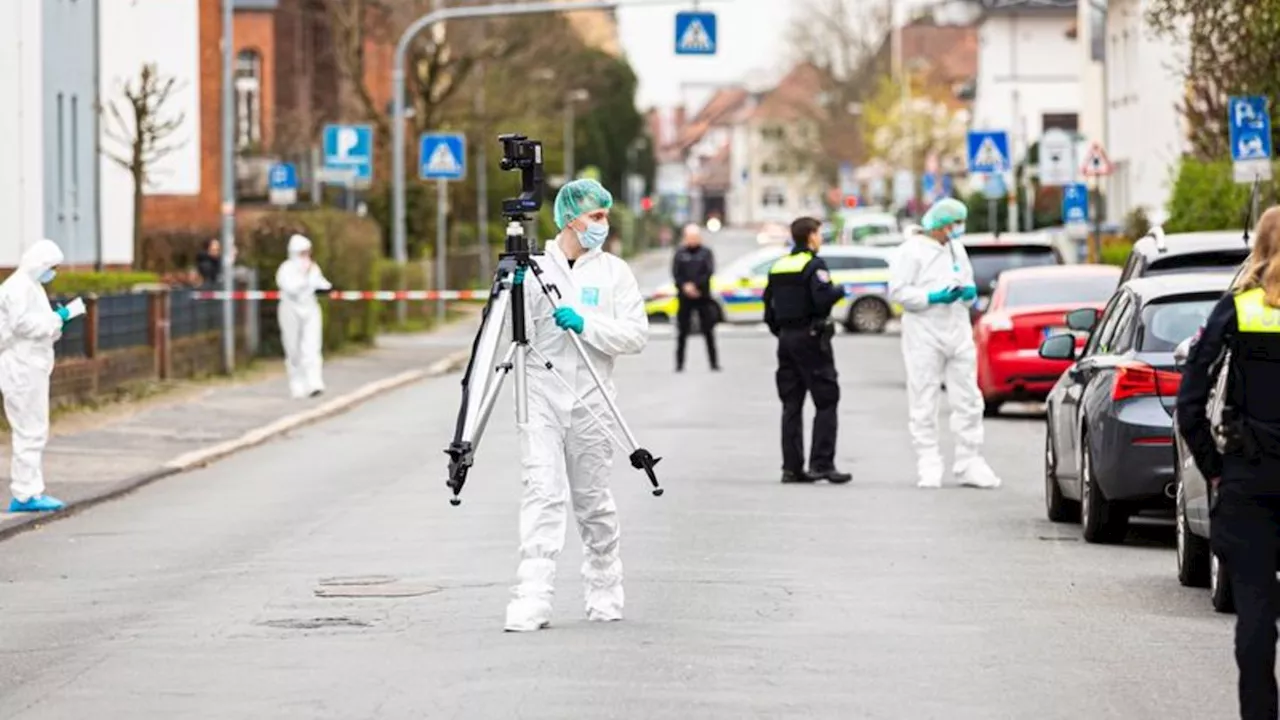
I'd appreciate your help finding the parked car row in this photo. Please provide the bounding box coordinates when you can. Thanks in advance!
[1022,227,1252,614]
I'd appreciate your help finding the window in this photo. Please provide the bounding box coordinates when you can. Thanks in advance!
[1146,250,1250,276]
[56,93,65,212]
[1084,292,1127,357]
[1108,295,1139,353]
[761,188,786,207]
[824,255,889,271]
[760,126,784,141]
[1139,296,1220,352]
[235,50,262,150]
[70,95,79,211]
[1003,274,1119,308]
[1042,113,1078,132]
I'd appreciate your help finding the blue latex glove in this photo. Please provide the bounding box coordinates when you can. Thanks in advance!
[926,287,960,305]
[55,305,71,322]
[553,306,585,334]
[514,267,527,283]
[958,285,978,301]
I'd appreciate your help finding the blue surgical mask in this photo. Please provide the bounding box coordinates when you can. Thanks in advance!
[39,269,56,284]
[947,225,965,241]
[578,222,609,251]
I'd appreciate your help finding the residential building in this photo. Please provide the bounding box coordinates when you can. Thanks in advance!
[675,88,750,225]
[1073,0,1107,151]
[0,1,48,268]
[972,0,1081,164]
[1102,0,1186,225]
[100,0,223,256]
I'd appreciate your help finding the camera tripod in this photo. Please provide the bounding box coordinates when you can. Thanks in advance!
[443,218,663,506]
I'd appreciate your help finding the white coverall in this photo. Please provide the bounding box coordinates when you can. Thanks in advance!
[506,239,649,630]
[0,241,65,502]
[888,230,999,487]
[276,235,332,398]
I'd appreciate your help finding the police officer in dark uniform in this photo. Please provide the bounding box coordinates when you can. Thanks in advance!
[1178,206,1280,720]
[672,224,720,371]
[763,217,851,485]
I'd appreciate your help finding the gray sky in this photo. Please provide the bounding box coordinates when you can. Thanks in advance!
[616,1,798,111]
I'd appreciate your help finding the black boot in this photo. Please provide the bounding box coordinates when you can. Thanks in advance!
[809,467,852,484]
[781,469,815,484]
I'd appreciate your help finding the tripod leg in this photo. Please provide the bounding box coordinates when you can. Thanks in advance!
[470,342,520,452]
[525,346,628,450]
[461,285,512,441]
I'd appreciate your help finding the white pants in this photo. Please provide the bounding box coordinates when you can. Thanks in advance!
[903,339,985,473]
[280,307,324,398]
[513,393,623,617]
[0,355,51,502]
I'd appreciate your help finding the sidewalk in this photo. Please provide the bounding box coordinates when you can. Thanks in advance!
[0,318,481,539]
[0,246,672,539]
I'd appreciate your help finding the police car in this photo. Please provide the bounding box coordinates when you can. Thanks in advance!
[644,246,901,333]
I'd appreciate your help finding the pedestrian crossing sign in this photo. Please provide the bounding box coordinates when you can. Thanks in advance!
[966,130,1010,173]
[418,132,467,181]
[675,11,717,55]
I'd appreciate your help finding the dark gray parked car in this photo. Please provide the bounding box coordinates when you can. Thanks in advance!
[1040,273,1234,543]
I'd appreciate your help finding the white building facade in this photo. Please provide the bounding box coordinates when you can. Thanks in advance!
[727,120,825,227]
[973,3,1082,166]
[1102,0,1187,225]
[0,1,48,268]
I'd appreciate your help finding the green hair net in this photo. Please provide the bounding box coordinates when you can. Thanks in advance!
[554,179,614,230]
[921,197,969,231]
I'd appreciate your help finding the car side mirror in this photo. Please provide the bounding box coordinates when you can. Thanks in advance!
[1039,333,1077,361]
[1174,336,1193,368]
[1065,308,1100,332]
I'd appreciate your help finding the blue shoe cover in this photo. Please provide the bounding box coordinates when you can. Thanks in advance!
[9,495,66,513]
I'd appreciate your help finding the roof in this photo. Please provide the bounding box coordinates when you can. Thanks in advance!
[999,264,1121,280]
[900,22,979,89]
[671,88,749,153]
[1132,229,1251,257]
[750,63,827,123]
[233,0,279,9]
[977,0,1077,14]
[1123,272,1236,301]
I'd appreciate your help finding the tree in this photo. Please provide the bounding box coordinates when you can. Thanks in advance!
[102,63,186,267]
[1146,0,1280,160]
[860,73,968,180]
[785,0,890,181]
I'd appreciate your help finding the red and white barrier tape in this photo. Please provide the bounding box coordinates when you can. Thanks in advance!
[192,290,490,301]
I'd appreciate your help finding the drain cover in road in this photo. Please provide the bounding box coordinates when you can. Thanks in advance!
[314,576,443,598]
[262,616,371,630]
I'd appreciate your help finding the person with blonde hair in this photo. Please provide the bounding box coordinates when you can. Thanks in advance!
[1178,205,1280,720]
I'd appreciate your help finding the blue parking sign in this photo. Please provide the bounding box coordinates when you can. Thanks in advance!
[1062,183,1089,224]
[1229,96,1272,162]
[322,124,374,183]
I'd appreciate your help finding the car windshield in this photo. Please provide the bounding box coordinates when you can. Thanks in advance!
[1003,274,1119,307]
[1145,250,1249,276]
[1140,295,1220,351]
[851,224,894,241]
[967,245,1061,292]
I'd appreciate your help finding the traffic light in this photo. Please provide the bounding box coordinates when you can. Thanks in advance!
[843,195,859,209]
[641,196,654,213]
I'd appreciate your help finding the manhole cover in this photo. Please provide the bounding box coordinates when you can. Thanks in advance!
[262,616,372,630]
[1037,536,1079,542]
[314,576,443,598]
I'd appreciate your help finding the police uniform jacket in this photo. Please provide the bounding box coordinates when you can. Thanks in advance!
[1177,287,1280,483]
[763,250,846,334]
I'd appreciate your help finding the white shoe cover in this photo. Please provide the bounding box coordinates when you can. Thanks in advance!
[958,458,1002,489]
[916,455,944,489]
[504,597,552,632]
[504,558,555,632]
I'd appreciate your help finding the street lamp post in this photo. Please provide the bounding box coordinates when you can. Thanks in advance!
[564,88,589,180]
[219,0,236,374]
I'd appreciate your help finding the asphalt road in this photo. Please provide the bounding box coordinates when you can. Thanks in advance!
[0,233,1243,719]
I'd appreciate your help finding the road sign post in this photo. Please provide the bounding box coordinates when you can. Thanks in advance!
[1228,95,1273,184]
[322,124,374,188]
[1062,182,1089,257]
[969,132,1010,237]
[1080,143,1113,263]
[1038,129,1076,187]
[675,11,716,55]
[983,174,1006,235]
[419,132,467,325]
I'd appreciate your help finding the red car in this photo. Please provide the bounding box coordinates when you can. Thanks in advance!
[975,264,1122,416]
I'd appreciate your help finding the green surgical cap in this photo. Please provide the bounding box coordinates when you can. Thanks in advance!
[921,197,968,231]
[554,179,614,230]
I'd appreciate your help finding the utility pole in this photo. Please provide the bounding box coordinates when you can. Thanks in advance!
[475,61,491,285]
[219,0,236,374]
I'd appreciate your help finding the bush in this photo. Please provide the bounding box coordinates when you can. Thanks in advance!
[45,271,161,295]
[239,209,383,354]
[1100,236,1134,266]
[1165,159,1261,233]
[139,229,216,274]
[1123,207,1152,241]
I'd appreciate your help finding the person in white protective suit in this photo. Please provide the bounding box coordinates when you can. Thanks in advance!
[0,240,72,513]
[276,234,332,398]
[504,179,649,633]
[888,198,1002,490]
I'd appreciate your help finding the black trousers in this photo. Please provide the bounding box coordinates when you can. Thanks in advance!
[775,327,839,473]
[676,296,719,369]
[1213,466,1280,720]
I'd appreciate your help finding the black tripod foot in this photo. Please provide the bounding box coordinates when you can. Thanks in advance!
[445,441,474,507]
[629,448,664,497]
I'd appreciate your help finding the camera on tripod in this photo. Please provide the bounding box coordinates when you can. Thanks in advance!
[498,134,544,220]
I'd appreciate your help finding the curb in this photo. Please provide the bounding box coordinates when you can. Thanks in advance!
[0,349,470,542]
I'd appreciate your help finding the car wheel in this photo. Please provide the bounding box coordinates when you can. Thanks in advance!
[1210,550,1236,614]
[1175,474,1211,588]
[1045,429,1079,523]
[983,400,1002,418]
[846,298,890,334]
[1080,434,1129,544]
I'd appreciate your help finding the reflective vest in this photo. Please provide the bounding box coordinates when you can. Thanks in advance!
[1234,288,1280,333]
[768,251,814,276]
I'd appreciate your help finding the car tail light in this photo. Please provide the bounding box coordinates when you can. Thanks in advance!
[1131,436,1172,446]
[981,314,1013,332]
[1112,363,1182,402]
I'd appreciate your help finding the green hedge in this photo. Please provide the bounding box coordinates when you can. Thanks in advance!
[240,209,383,354]
[48,271,161,295]
[1165,159,1270,233]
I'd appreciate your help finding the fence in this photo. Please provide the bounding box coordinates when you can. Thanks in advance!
[48,288,253,406]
